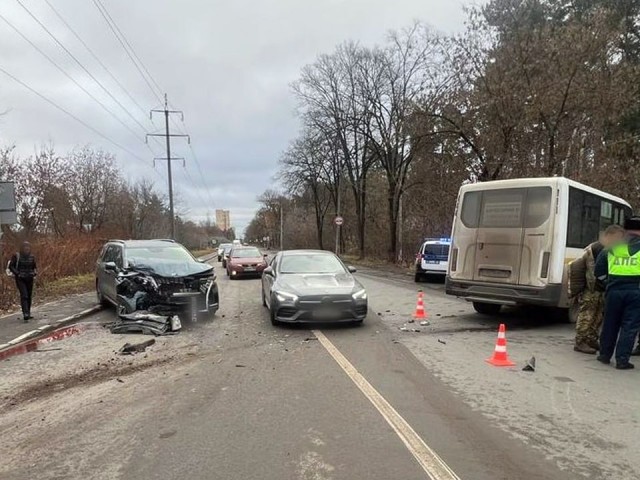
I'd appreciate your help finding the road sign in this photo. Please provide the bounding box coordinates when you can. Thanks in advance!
[0,182,17,225]
[334,216,344,226]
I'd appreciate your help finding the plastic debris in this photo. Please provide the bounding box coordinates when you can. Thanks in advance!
[109,312,181,336]
[523,356,536,372]
[420,321,430,326]
[118,339,156,355]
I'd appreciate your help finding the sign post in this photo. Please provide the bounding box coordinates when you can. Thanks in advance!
[0,182,17,295]
[334,216,344,256]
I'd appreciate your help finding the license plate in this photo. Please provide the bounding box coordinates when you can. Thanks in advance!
[425,260,439,264]
[244,267,256,272]
[313,309,340,319]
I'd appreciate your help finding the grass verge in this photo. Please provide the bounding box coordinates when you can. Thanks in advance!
[191,248,215,258]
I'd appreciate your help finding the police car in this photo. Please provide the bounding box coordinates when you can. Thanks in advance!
[415,238,451,282]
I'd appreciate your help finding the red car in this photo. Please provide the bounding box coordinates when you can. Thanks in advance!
[226,246,268,279]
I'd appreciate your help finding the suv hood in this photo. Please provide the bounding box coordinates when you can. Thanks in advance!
[129,261,213,278]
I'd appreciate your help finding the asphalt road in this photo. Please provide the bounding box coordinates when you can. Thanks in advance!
[0,258,635,479]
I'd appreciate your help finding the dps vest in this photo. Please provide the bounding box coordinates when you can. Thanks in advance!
[608,244,640,277]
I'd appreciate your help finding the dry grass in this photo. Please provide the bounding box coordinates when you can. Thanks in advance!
[341,254,414,275]
[190,248,215,258]
[40,273,95,299]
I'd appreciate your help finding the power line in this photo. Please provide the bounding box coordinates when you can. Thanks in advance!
[43,0,149,120]
[90,0,213,215]
[182,164,210,209]
[14,0,149,138]
[40,0,166,155]
[0,12,143,143]
[0,65,150,164]
[92,0,163,104]
[179,117,217,208]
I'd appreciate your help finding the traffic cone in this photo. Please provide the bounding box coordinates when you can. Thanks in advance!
[413,291,427,320]
[486,323,515,367]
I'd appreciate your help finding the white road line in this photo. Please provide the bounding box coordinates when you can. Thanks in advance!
[313,330,461,480]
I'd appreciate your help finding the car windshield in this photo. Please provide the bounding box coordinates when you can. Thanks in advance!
[127,246,209,277]
[231,247,261,258]
[223,245,233,253]
[280,253,346,274]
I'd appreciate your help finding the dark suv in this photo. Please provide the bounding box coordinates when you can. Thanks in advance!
[96,239,219,318]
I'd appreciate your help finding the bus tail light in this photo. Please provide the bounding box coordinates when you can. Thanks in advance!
[450,248,458,272]
[541,252,551,278]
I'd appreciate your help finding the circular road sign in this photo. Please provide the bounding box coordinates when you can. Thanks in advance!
[334,216,344,226]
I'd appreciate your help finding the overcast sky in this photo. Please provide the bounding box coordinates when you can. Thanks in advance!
[0,0,476,235]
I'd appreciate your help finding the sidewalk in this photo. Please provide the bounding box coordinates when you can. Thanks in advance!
[0,293,97,345]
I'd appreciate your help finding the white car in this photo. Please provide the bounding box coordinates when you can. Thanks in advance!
[415,238,451,282]
[217,243,232,262]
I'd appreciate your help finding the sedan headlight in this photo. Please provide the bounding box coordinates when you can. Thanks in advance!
[275,291,298,302]
[352,289,367,300]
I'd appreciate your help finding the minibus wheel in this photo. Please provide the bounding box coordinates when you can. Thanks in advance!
[567,302,579,324]
[472,301,501,315]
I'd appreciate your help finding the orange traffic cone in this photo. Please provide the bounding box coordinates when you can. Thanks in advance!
[486,323,515,367]
[413,291,427,320]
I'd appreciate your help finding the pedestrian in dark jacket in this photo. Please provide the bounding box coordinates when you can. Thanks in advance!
[8,241,37,322]
[595,216,640,369]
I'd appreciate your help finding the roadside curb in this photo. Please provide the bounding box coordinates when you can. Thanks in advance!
[0,305,102,361]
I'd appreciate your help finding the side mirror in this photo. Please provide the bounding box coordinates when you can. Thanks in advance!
[104,261,118,272]
[263,266,274,276]
[347,266,357,273]
[263,253,268,258]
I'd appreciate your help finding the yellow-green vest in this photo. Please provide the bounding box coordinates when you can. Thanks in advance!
[608,244,640,276]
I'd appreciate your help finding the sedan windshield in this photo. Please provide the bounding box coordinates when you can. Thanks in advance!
[231,247,261,258]
[280,253,346,274]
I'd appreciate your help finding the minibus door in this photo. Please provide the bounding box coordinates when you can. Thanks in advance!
[473,189,525,284]
[518,187,554,287]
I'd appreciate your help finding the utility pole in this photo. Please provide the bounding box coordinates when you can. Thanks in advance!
[335,178,341,256]
[147,94,190,239]
[397,192,403,264]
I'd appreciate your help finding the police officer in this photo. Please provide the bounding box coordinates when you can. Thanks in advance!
[595,216,640,369]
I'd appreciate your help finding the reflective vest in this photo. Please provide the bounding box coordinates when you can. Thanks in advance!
[608,244,640,276]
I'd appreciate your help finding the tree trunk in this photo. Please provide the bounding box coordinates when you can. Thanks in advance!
[386,181,398,262]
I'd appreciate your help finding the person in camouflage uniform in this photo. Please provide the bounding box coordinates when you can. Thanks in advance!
[570,225,625,354]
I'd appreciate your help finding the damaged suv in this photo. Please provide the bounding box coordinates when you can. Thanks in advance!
[96,239,219,324]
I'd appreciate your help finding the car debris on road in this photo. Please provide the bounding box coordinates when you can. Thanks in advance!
[109,312,181,336]
[118,339,156,355]
[523,356,536,372]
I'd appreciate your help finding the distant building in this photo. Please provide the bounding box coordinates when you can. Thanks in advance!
[216,209,231,232]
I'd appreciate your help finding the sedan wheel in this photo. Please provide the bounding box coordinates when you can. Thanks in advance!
[269,295,279,326]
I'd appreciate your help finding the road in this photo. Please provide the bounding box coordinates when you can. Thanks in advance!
[0,258,637,479]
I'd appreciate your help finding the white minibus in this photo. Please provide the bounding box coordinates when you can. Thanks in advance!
[446,177,632,318]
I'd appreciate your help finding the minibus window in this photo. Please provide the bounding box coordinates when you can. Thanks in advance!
[460,191,481,228]
[480,189,525,228]
[524,187,552,228]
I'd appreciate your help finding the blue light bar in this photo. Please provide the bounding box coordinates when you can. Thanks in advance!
[423,237,451,243]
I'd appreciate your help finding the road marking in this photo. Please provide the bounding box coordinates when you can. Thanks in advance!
[313,330,461,480]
